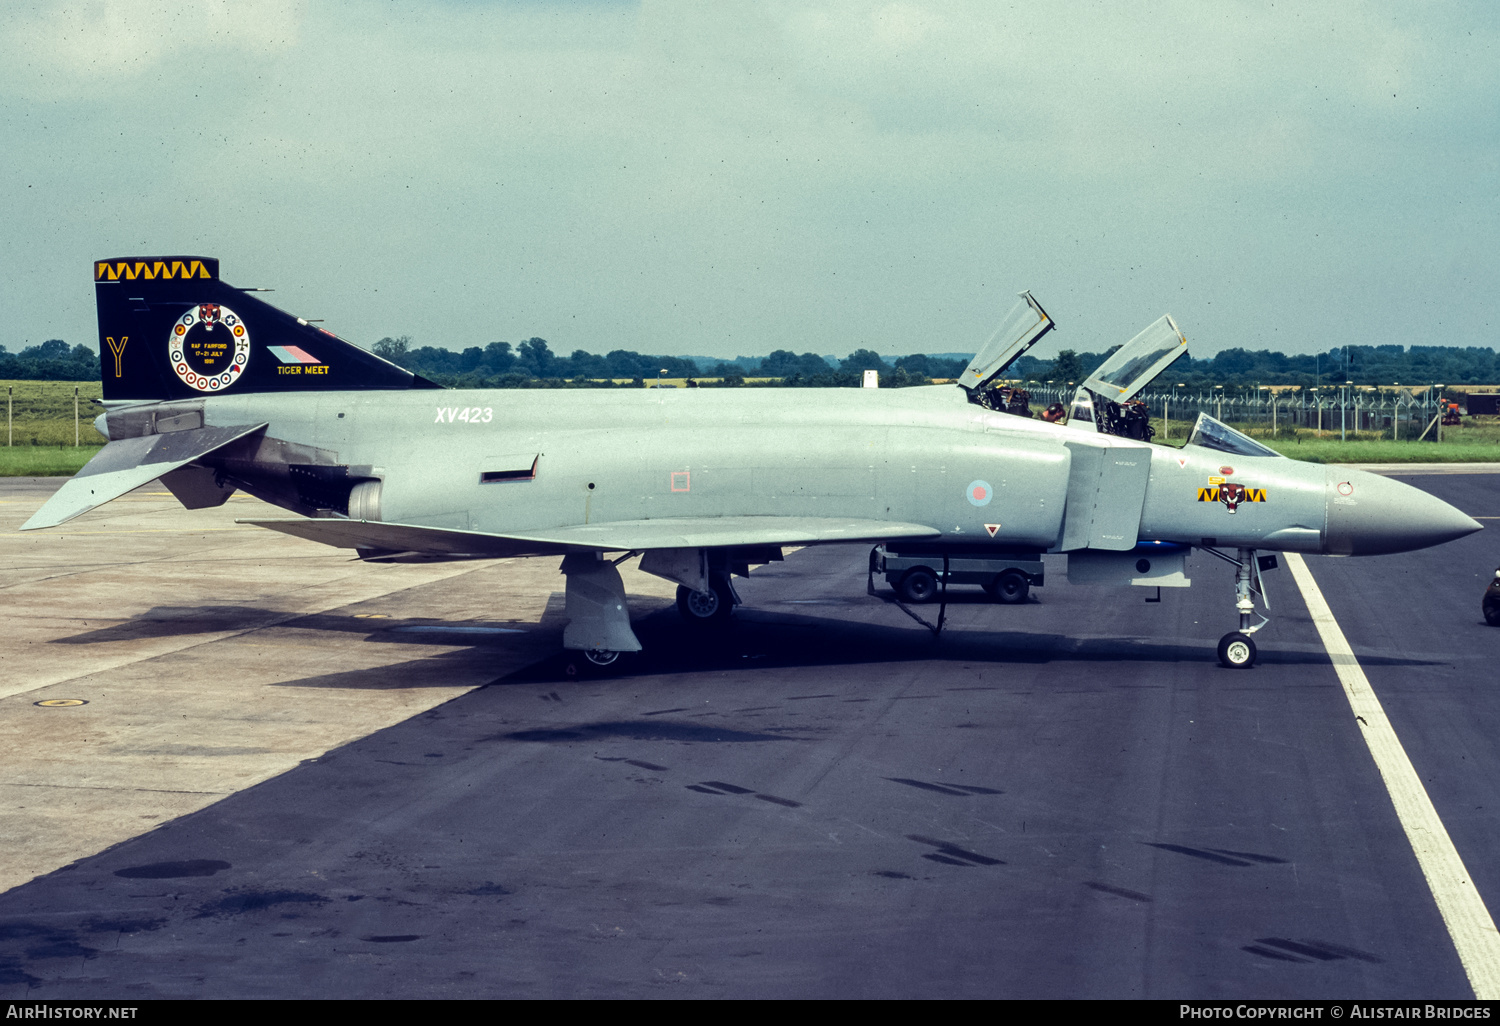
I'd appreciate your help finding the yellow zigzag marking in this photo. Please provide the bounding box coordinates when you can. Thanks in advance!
[1196,487,1268,502]
[94,260,212,282]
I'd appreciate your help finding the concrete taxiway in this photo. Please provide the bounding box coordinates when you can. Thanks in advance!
[1,472,1498,998]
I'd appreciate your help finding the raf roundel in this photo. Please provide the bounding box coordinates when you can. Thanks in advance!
[169,303,251,392]
[966,479,994,507]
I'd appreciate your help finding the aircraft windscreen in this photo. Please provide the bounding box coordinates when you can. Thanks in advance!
[1185,413,1281,458]
[1068,389,1094,423]
[1085,315,1187,398]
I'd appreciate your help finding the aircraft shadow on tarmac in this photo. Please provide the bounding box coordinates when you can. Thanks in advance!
[495,603,1441,684]
[47,598,1442,693]
[51,605,294,643]
[51,605,549,647]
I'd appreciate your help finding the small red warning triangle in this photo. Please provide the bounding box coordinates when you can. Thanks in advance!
[984,523,1000,537]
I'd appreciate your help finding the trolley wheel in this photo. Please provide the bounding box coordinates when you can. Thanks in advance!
[986,570,1030,604]
[898,568,939,604]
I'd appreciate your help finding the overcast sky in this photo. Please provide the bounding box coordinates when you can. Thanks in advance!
[2,1,1497,363]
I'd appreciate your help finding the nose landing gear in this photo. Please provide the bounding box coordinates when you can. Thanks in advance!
[1202,546,1274,668]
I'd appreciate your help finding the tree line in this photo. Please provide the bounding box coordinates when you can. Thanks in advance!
[368,336,971,388]
[6,334,1500,388]
[368,338,1500,389]
[1013,345,1500,389]
[0,340,99,381]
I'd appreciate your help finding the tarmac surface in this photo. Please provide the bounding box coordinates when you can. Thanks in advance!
[1,472,1498,998]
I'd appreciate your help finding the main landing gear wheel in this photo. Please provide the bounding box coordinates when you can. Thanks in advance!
[563,649,623,679]
[986,570,1030,605]
[898,568,939,604]
[1217,632,1256,669]
[676,577,734,624]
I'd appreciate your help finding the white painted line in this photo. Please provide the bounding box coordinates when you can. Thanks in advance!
[1285,552,1500,999]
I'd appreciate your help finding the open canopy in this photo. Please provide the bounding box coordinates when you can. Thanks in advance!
[958,291,1055,394]
[1079,314,1188,404]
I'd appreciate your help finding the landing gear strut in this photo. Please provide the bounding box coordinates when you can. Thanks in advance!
[1202,546,1273,669]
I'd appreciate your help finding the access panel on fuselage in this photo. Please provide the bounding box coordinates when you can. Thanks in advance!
[1059,440,1151,552]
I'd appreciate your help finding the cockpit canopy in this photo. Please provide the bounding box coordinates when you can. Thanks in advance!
[1184,413,1281,458]
[959,291,1054,394]
[1065,314,1188,442]
[1079,315,1187,403]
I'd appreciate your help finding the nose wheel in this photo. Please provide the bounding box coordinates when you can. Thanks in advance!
[1203,546,1274,668]
[1217,631,1256,669]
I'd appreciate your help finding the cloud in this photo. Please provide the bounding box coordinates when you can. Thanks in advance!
[1,0,301,97]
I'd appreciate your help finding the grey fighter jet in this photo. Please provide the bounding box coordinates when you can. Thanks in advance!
[22,257,1481,670]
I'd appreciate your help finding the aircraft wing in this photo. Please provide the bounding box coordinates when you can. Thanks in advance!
[21,423,268,531]
[238,515,942,558]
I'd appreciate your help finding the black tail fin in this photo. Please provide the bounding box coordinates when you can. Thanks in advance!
[94,256,440,400]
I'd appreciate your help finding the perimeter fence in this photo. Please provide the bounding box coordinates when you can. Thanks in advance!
[1022,384,1465,441]
[2,381,107,447]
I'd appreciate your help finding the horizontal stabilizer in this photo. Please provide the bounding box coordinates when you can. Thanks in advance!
[21,423,267,531]
[238,515,942,558]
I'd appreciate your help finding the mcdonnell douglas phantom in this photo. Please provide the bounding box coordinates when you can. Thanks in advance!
[22,257,1482,670]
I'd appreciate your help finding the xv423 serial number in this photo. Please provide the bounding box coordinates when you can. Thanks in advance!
[435,407,494,424]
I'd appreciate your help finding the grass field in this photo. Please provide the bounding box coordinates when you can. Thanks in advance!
[0,445,101,477]
[1,380,107,446]
[2,379,1497,476]
[1153,415,1500,462]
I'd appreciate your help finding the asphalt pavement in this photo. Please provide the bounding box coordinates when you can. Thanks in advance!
[1,474,1496,998]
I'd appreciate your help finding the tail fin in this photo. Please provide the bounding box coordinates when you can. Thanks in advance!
[94,256,440,400]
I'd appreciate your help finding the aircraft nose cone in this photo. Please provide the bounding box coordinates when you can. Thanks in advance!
[1324,468,1482,556]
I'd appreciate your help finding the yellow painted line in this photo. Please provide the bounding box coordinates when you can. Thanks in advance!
[1286,552,1500,999]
